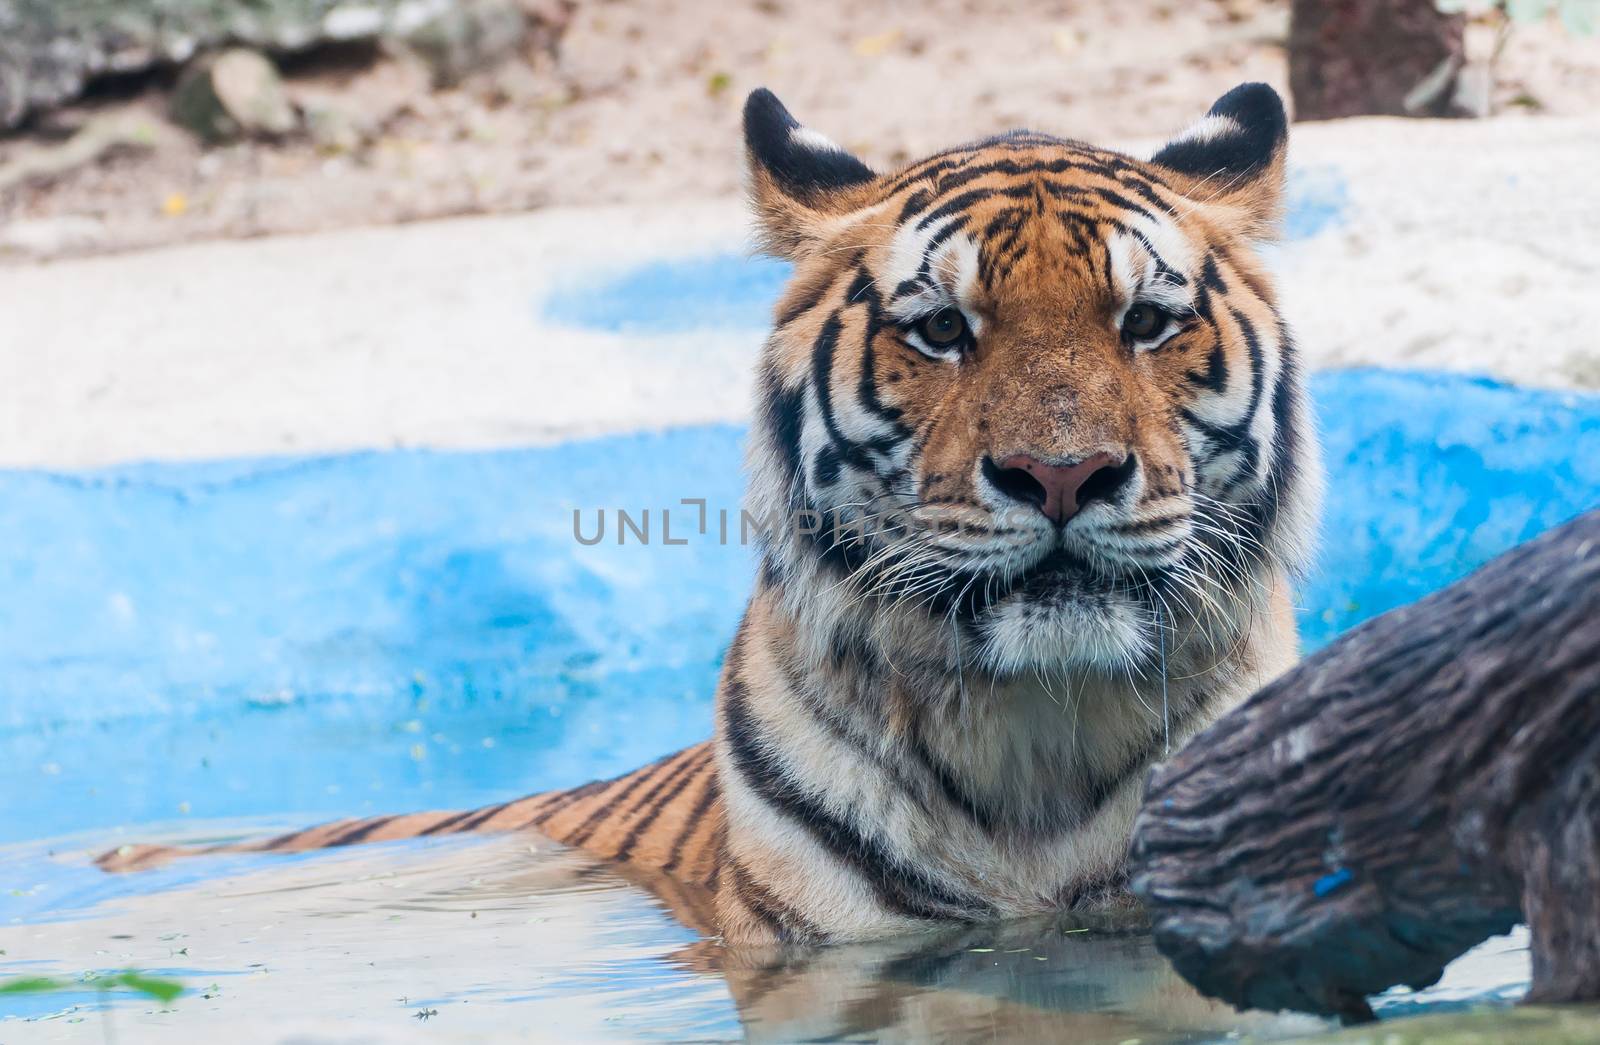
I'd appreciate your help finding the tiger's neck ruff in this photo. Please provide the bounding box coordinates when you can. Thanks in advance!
[711,84,1319,942]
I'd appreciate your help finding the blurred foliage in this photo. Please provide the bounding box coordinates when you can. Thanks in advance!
[0,969,185,1004]
[1436,0,1599,34]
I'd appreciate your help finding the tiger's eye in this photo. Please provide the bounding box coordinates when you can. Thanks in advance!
[919,307,968,348]
[1123,303,1168,341]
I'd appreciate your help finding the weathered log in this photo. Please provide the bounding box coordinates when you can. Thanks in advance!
[1129,508,1600,1022]
[1288,0,1466,120]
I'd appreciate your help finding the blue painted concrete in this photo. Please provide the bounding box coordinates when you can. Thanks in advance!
[1314,868,1354,898]
[539,168,1349,333]
[542,254,793,334]
[1,372,1597,880]
[1304,371,1600,647]
[1282,165,1350,241]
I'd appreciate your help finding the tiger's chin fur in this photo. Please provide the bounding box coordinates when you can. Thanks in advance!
[99,83,1321,948]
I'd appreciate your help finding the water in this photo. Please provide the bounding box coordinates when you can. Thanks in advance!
[3,370,1597,1040]
[0,827,1535,1042]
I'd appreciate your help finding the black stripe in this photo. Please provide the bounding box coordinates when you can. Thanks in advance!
[879,141,1059,198]
[609,749,712,860]
[776,642,939,811]
[1182,305,1267,484]
[722,665,993,921]
[1218,305,1268,489]
[894,187,933,223]
[706,853,723,892]
[906,730,1003,836]
[914,183,1035,232]
[523,778,609,828]
[326,815,400,848]
[417,809,479,837]
[810,311,880,473]
[762,365,807,499]
[447,799,514,833]
[564,748,692,847]
[1112,513,1190,536]
[1252,316,1301,539]
[920,213,972,256]
[1043,181,1158,225]
[812,444,843,486]
[925,155,1106,199]
[775,271,835,328]
[660,773,721,874]
[844,266,911,438]
[728,858,821,943]
[1186,335,1229,393]
[1127,227,1186,286]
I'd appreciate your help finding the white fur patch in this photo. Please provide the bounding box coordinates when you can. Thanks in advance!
[1169,113,1244,148]
[977,583,1152,677]
[790,126,851,156]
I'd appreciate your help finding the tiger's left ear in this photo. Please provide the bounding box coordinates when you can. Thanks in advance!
[744,88,877,258]
[1150,83,1288,238]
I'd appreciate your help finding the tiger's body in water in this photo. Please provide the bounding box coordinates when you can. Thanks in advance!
[103,82,1321,946]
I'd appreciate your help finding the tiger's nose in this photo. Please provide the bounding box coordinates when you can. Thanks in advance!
[983,451,1134,525]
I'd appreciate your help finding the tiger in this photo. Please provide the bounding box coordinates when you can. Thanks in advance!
[100,82,1321,947]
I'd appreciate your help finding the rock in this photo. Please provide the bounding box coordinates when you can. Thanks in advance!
[283,50,433,148]
[0,112,178,193]
[0,0,570,131]
[172,49,296,142]
[400,0,533,88]
[304,103,362,152]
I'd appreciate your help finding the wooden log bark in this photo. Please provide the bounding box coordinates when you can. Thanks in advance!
[1128,509,1600,1022]
[1288,0,1467,120]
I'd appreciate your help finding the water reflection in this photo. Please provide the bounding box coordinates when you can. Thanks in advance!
[1,826,1343,1042]
[686,911,1325,1043]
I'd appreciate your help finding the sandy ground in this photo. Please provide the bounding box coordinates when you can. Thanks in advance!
[2,0,1598,261]
[3,112,1598,471]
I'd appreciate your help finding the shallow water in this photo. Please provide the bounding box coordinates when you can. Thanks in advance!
[0,823,1530,1043]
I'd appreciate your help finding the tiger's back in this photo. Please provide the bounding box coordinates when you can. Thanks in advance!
[101,744,727,892]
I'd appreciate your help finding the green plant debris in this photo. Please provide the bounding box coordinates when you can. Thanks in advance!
[0,970,184,1004]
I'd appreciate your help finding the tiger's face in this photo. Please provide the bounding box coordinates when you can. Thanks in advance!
[745,85,1319,679]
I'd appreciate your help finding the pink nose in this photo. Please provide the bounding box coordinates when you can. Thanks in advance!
[987,451,1131,525]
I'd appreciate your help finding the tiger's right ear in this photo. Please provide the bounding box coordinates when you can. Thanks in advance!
[1149,83,1288,239]
[743,88,877,259]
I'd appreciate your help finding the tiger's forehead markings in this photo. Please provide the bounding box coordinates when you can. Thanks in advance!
[881,139,1185,222]
[868,151,1202,319]
[884,211,978,304]
[1106,219,1200,314]
[860,141,1209,306]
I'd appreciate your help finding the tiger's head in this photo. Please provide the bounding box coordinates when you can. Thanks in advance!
[744,84,1320,681]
